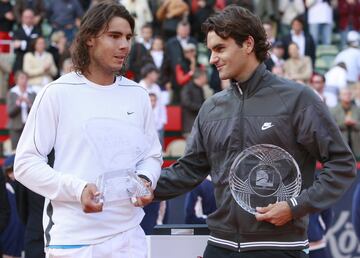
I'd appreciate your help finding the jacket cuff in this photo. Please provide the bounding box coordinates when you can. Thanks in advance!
[137,174,152,187]
[287,194,309,219]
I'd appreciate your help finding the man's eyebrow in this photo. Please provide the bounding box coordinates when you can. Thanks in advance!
[210,43,225,50]
[107,31,133,37]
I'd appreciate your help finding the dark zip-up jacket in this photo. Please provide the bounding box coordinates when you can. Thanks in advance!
[154,63,356,252]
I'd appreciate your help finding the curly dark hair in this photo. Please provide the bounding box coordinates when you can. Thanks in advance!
[202,5,271,62]
[71,1,135,75]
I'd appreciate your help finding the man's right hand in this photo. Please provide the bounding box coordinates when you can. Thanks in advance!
[80,183,103,213]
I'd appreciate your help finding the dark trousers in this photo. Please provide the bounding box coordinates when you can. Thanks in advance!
[309,248,330,258]
[24,238,45,258]
[203,244,309,258]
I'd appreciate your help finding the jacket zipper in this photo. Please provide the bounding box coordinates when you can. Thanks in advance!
[236,83,245,252]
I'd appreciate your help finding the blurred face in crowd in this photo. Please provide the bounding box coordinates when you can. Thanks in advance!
[16,72,28,90]
[288,43,300,59]
[151,37,164,51]
[184,47,196,60]
[149,94,157,109]
[291,20,303,35]
[35,37,46,53]
[147,70,159,83]
[263,23,273,41]
[177,23,190,39]
[340,88,353,105]
[141,26,153,41]
[22,9,35,27]
[194,73,208,87]
[311,74,325,93]
[272,46,284,58]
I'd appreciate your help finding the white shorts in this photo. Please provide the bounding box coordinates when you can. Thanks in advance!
[46,225,147,258]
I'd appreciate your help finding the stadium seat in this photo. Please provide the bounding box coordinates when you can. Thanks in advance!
[316,44,339,58]
[164,139,186,158]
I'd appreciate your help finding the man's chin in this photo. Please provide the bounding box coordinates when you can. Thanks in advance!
[219,73,229,80]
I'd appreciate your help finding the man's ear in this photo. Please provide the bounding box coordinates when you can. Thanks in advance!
[87,38,94,47]
[244,36,255,54]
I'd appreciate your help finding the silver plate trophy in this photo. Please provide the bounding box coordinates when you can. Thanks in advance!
[229,144,302,214]
[84,118,152,204]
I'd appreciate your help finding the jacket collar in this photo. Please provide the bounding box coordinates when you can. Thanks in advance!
[231,63,267,98]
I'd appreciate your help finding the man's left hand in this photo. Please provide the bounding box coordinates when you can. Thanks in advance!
[132,179,154,207]
[255,201,293,226]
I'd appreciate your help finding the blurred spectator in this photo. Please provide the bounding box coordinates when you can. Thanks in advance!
[140,192,160,234]
[127,40,154,82]
[14,0,45,27]
[184,177,216,224]
[61,57,73,75]
[46,0,84,44]
[136,23,153,51]
[309,73,326,101]
[16,183,45,258]
[140,90,166,235]
[334,30,360,84]
[324,62,348,107]
[47,30,69,79]
[161,21,197,104]
[189,0,215,42]
[180,67,207,137]
[1,154,25,258]
[23,36,57,90]
[147,0,161,34]
[272,64,285,77]
[0,48,14,99]
[16,150,53,258]
[338,0,360,50]
[225,0,254,11]
[307,171,333,258]
[0,0,15,33]
[0,166,10,257]
[78,0,91,11]
[265,40,285,72]
[214,0,226,10]
[308,209,333,258]
[278,0,305,37]
[263,21,277,45]
[175,43,198,88]
[330,88,360,159]
[209,66,222,93]
[306,0,333,46]
[309,73,337,107]
[121,0,153,36]
[12,8,42,73]
[352,183,360,239]
[254,0,279,24]
[139,64,167,145]
[156,0,189,40]
[282,15,316,66]
[354,82,360,107]
[6,71,36,151]
[283,42,313,83]
[150,36,165,70]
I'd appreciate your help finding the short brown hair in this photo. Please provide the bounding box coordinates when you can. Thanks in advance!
[71,1,135,75]
[202,5,271,62]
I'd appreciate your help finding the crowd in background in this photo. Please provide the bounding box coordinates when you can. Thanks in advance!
[0,0,360,257]
[0,0,359,158]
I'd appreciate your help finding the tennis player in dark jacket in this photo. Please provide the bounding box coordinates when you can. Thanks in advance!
[142,5,356,258]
